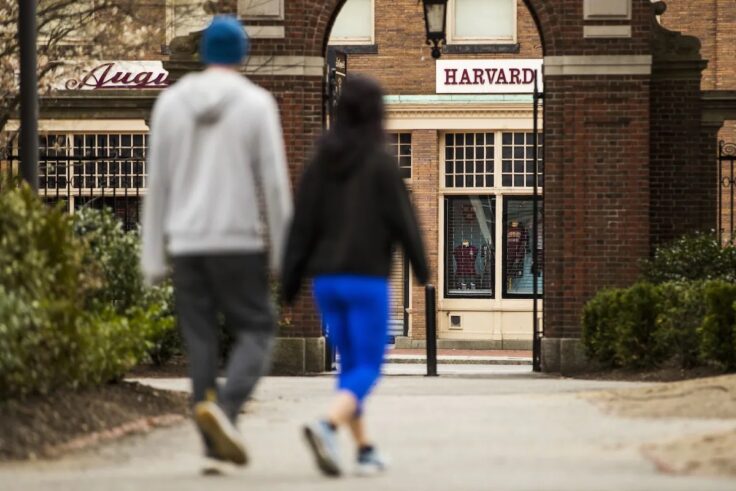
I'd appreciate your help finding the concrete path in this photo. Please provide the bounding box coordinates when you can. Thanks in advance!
[2,372,736,491]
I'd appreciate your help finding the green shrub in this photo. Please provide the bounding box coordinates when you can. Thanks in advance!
[612,282,666,369]
[0,184,178,397]
[73,207,180,365]
[582,288,625,367]
[643,232,736,284]
[699,281,736,370]
[654,282,706,368]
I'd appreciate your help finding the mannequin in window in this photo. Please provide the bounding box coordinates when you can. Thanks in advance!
[478,240,494,290]
[454,239,478,289]
[507,221,529,280]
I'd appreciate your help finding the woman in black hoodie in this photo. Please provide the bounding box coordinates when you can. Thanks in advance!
[281,75,428,477]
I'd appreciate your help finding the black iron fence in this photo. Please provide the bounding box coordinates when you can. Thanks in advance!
[1,145,146,231]
[719,141,736,244]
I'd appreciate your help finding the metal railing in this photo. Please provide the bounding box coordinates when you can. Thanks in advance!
[1,149,146,231]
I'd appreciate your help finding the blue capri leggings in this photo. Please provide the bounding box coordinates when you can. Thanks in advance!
[313,275,388,406]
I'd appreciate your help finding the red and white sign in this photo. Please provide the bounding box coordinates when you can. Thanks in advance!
[63,61,170,90]
[436,59,543,94]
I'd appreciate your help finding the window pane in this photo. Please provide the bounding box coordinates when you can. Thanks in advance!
[444,132,494,189]
[329,0,372,41]
[454,0,514,40]
[501,131,543,188]
[387,132,412,179]
[504,198,543,296]
[445,196,495,298]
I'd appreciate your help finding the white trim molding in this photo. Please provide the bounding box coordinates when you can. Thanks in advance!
[245,25,286,39]
[583,0,631,21]
[5,119,149,132]
[583,25,632,39]
[544,55,652,76]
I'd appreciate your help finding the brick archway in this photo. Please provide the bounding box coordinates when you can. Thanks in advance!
[300,1,662,373]
[308,0,560,56]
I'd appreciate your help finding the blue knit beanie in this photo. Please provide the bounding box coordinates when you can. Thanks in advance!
[200,16,249,66]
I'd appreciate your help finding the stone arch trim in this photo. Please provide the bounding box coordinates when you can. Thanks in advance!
[307,0,561,57]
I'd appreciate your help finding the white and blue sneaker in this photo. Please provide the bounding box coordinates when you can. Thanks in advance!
[356,446,388,476]
[303,420,342,477]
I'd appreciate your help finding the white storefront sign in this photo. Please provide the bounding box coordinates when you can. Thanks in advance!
[436,59,543,94]
[62,61,170,90]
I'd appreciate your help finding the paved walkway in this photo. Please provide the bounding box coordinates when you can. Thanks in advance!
[2,372,735,491]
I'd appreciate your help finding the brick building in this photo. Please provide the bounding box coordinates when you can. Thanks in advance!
[8,0,736,372]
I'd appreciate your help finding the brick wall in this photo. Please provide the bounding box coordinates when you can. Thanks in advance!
[653,1,736,245]
[407,130,439,340]
[543,76,651,338]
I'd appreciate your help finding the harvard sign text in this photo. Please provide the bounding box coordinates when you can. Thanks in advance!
[436,60,543,94]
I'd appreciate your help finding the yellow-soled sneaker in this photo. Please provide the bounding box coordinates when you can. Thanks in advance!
[194,401,248,466]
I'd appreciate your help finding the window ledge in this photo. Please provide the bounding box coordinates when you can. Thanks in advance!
[445,43,520,55]
[328,44,379,55]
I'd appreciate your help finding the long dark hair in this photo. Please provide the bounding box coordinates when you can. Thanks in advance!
[317,75,386,170]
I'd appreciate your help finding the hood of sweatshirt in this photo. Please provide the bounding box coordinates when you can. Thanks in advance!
[318,129,380,180]
[179,69,241,125]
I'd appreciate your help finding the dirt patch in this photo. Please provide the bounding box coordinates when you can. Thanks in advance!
[585,375,736,480]
[585,374,736,419]
[0,382,189,461]
[644,430,736,477]
[574,365,726,383]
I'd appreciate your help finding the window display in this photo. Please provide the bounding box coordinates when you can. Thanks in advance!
[445,195,495,297]
[503,197,543,297]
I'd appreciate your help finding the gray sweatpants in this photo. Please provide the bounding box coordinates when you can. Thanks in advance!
[172,253,275,423]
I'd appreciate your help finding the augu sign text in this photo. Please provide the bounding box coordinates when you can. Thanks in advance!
[63,61,170,90]
[436,60,543,94]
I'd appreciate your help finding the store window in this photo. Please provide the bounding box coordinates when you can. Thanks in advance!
[444,132,494,188]
[328,0,374,45]
[501,132,543,187]
[449,0,516,44]
[444,196,496,298]
[388,132,412,179]
[503,196,543,297]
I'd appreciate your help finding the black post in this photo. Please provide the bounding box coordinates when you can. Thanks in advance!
[532,74,542,373]
[719,141,723,245]
[19,0,38,190]
[425,284,438,377]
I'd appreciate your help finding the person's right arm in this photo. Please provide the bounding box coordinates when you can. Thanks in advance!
[140,94,170,286]
[378,156,430,285]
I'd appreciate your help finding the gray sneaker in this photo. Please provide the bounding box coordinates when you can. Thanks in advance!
[356,446,388,476]
[303,421,342,477]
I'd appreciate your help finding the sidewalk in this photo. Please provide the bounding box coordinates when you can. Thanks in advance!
[2,374,735,491]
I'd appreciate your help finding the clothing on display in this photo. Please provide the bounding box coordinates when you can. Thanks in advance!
[445,196,495,296]
[506,221,529,278]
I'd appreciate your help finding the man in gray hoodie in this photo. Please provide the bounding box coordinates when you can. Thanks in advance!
[141,16,293,467]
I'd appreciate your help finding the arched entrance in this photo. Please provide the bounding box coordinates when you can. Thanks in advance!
[307,0,660,373]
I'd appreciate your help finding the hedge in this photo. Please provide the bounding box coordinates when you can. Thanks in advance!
[582,281,736,370]
[0,183,175,398]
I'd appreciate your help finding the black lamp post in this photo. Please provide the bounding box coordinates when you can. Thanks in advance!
[19,0,39,190]
[421,0,448,59]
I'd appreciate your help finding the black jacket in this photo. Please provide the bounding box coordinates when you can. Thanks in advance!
[281,145,429,304]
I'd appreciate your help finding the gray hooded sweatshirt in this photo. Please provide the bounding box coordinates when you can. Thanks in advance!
[141,68,293,284]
